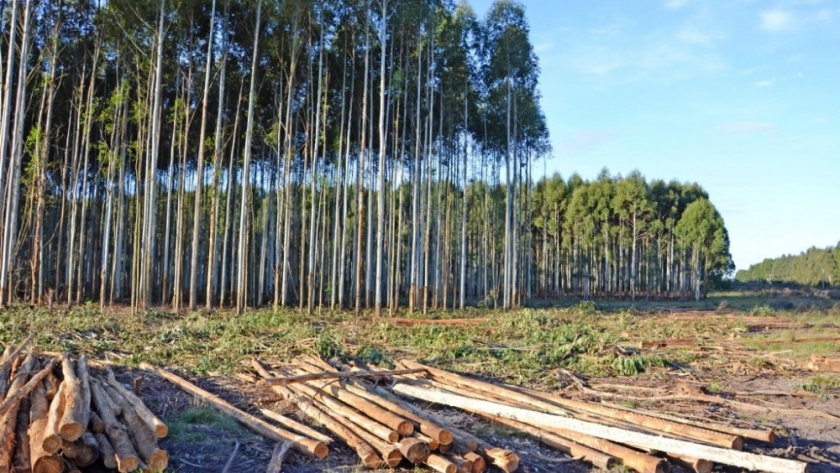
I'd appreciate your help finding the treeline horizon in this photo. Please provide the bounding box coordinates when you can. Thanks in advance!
[0,0,733,314]
[736,244,840,287]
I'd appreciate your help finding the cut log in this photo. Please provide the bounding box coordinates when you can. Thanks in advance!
[392,383,809,473]
[0,335,33,384]
[0,353,36,473]
[88,412,105,434]
[259,408,333,444]
[278,374,399,444]
[41,381,64,454]
[399,437,431,464]
[251,359,380,469]
[549,426,667,473]
[668,455,713,473]
[43,373,59,402]
[344,382,453,444]
[89,380,140,473]
[28,380,62,473]
[0,346,13,399]
[58,356,86,441]
[0,357,57,417]
[104,367,168,438]
[426,454,457,473]
[463,452,486,473]
[416,433,440,451]
[520,388,743,449]
[12,378,32,473]
[286,364,414,436]
[95,433,117,470]
[102,382,167,470]
[283,379,400,466]
[65,459,81,473]
[449,455,474,473]
[487,415,616,470]
[264,367,427,385]
[61,432,99,467]
[140,363,328,459]
[266,441,291,473]
[601,402,775,443]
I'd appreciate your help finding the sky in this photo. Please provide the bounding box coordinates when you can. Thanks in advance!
[467,0,840,271]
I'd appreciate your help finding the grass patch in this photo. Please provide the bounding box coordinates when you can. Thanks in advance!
[801,376,840,394]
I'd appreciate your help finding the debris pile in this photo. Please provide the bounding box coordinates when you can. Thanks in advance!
[0,337,168,473]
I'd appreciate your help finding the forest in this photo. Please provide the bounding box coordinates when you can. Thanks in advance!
[736,244,840,287]
[0,0,734,314]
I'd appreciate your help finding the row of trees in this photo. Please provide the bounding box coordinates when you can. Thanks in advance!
[0,0,733,314]
[736,245,840,287]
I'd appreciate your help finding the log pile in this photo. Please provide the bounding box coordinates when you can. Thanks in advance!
[251,356,811,473]
[0,338,167,473]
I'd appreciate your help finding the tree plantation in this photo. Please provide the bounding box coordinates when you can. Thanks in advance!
[736,244,840,287]
[0,0,733,315]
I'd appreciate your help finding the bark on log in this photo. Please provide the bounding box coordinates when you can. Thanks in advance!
[668,455,713,473]
[0,335,33,385]
[283,379,401,466]
[102,383,167,470]
[12,381,32,473]
[90,380,140,473]
[279,374,398,443]
[58,356,86,441]
[600,402,775,443]
[264,368,427,385]
[449,455,474,473]
[95,433,117,470]
[549,426,667,473]
[41,381,63,454]
[266,441,291,473]
[259,408,333,444]
[0,346,13,399]
[104,367,168,437]
[43,373,59,402]
[0,357,57,417]
[0,353,36,473]
[519,387,743,449]
[88,412,105,434]
[345,382,453,444]
[140,363,328,459]
[393,383,809,473]
[416,433,440,451]
[462,452,486,473]
[487,415,616,470]
[425,454,457,473]
[67,432,99,467]
[28,380,62,473]
[251,360,380,469]
[399,437,431,463]
[287,364,414,436]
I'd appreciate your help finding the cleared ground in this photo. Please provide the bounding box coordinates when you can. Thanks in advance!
[1,284,838,472]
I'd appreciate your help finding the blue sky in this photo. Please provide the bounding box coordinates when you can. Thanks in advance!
[468,0,840,270]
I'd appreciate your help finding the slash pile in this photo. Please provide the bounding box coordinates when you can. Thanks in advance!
[0,337,168,473]
[252,356,811,473]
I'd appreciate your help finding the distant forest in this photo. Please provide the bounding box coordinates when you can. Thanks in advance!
[0,0,733,313]
[736,244,840,287]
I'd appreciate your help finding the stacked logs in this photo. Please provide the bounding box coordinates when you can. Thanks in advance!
[0,338,167,473]
[255,356,810,473]
[252,356,514,473]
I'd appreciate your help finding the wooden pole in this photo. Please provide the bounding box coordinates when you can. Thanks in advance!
[102,383,168,470]
[266,441,291,473]
[0,353,36,473]
[95,432,118,470]
[41,381,63,454]
[0,335,33,380]
[259,408,333,444]
[89,380,140,473]
[426,454,457,473]
[104,367,168,437]
[140,363,328,459]
[58,355,86,441]
[487,415,616,470]
[286,364,414,435]
[27,380,62,473]
[392,383,809,473]
[0,357,58,417]
[264,367,427,386]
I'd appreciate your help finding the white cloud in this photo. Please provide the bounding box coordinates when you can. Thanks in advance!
[718,121,778,133]
[761,10,793,31]
[754,80,774,87]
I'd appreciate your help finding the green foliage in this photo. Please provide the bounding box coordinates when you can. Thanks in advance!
[737,244,840,287]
